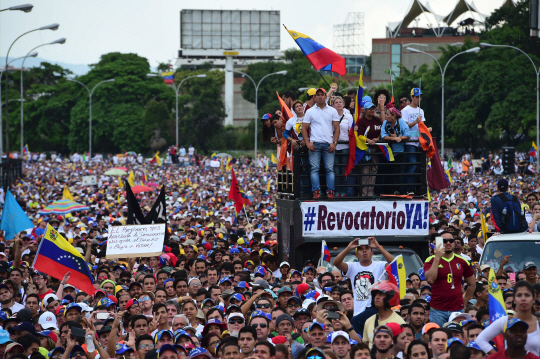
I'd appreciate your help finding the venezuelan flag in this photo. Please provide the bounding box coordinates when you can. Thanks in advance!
[488,268,507,350]
[445,169,453,185]
[322,240,331,262]
[345,67,367,177]
[386,255,407,305]
[160,71,175,84]
[531,142,537,157]
[481,210,489,240]
[32,225,95,294]
[23,144,29,154]
[286,28,346,76]
[377,143,395,162]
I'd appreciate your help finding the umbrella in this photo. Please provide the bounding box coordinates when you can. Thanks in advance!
[113,167,129,171]
[130,185,155,194]
[104,169,127,176]
[39,199,90,215]
[145,182,160,188]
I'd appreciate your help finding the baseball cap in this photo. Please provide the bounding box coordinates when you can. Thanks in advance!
[158,344,178,357]
[279,261,290,268]
[467,341,482,351]
[364,102,375,109]
[38,312,58,330]
[497,179,509,191]
[249,310,269,322]
[506,318,529,331]
[524,261,537,270]
[272,335,288,345]
[306,88,317,96]
[278,287,293,296]
[445,322,464,333]
[315,88,327,94]
[422,322,440,335]
[330,331,350,343]
[449,312,471,322]
[385,322,403,337]
[479,264,490,271]
[295,283,310,296]
[308,322,325,331]
[447,338,463,348]
[188,347,212,359]
[0,329,9,344]
[410,88,423,97]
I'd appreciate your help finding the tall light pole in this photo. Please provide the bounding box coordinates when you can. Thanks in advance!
[480,42,540,173]
[20,38,66,154]
[67,78,115,158]
[4,23,59,153]
[0,4,33,12]
[226,69,287,158]
[406,47,480,157]
[0,54,37,160]
[147,73,206,147]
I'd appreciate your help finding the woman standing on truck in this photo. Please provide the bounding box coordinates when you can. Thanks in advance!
[476,281,540,355]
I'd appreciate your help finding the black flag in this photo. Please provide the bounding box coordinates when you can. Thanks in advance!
[124,181,146,225]
[145,185,167,225]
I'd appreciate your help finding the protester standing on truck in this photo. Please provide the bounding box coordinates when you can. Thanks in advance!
[333,237,394,336]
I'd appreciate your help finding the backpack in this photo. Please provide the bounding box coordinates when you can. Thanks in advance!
[496,193,527,233]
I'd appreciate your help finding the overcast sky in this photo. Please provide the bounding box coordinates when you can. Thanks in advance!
[1,0,505,68]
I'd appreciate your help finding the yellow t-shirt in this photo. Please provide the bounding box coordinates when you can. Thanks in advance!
[363,311,405,348]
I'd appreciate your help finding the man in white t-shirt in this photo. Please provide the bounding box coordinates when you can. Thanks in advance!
[301,88,340,199]
[333,237,394,315]
[400,88,429,195]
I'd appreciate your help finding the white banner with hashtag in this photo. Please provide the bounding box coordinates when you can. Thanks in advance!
[300,201,429,237]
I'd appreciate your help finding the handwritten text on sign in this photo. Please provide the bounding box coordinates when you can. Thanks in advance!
[106,224,165,258]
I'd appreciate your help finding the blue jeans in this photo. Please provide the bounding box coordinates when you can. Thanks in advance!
[309,142,335,192]
[404,145,418,192]
[430,308,462,327]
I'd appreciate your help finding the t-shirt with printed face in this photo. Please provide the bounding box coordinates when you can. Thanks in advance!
[344,261,386,315]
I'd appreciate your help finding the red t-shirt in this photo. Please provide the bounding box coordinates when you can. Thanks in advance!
[424,254,473,311]
[38,289,54,301]
[487,351,540,359]
[356,116,382,140]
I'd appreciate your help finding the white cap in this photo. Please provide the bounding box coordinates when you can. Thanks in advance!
[330,331,350,343]
[227,312,244,321]
[302,299,315,310]
[449,312,471,322]
[279,262,290,268]
[38,311,58,330]
[0,253,7,258]
[43,293,59,306]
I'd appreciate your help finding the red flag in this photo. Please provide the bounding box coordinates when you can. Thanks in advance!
[427,140,449,190]
[228,169,252,213]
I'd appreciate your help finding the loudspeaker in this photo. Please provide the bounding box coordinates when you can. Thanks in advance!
[502,147,515,175]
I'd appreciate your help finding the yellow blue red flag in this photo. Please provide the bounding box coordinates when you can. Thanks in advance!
[32,225,95,294]
[345,67,366,176]
[385,255,406,305]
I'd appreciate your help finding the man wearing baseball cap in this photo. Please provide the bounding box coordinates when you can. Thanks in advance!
[301,87,341,199]
[490,178,527,233]
[331,331,351,359]
[303,88,317,112]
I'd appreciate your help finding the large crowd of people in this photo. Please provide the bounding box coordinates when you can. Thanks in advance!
[0,85,538,359]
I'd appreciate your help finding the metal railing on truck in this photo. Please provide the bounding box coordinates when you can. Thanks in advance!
[277,140,428,200]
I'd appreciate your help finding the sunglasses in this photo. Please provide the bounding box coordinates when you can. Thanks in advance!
[97,276,108,280]
[140,296,151,301]
[287,303,300,308]
[399,99,409,103]
[307,356,323,359]
[229,319,244,324]
[256,304,271,309]
[251,323,268,328]
[119,279,130,284]
[443,238,455,244]
[138,344,154,350]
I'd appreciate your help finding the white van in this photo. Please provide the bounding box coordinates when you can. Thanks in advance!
[479,232,540,274]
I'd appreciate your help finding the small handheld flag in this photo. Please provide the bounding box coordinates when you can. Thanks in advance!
[531,142,537,157]
[385,255,406,306]
[322,241,331,263]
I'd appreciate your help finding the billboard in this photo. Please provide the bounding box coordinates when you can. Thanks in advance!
[180,10,280,51]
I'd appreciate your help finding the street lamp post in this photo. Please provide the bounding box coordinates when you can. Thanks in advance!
[226,69,287,158]
[146,73,207,147]
[406,47,480,158]
[67,78,115,158]
[20,38,66,154]
[0,4,33,12]
[4,23,59,153]
[0,54,37,160]
[480,42,540,173]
